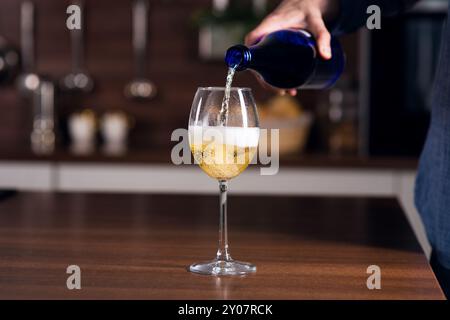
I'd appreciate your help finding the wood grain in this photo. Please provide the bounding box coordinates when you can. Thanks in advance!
[0,192,444,299]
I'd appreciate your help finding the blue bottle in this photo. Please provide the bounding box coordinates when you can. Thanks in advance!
[225,29,345,89]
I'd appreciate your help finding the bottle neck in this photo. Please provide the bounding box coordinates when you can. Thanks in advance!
[225,45,252,71]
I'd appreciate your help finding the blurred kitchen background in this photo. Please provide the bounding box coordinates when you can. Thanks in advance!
[0,0,448,255]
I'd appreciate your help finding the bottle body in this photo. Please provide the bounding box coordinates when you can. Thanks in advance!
[225,29,345,89]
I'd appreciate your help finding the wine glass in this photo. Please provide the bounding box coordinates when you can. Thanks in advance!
[188,87,260,276]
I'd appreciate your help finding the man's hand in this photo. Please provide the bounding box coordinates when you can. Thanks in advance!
[245,0,338,96]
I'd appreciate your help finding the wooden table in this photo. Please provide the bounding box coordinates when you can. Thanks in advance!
[0,192,444,299]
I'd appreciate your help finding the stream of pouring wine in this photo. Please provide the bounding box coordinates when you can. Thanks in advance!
[218,66,236,125]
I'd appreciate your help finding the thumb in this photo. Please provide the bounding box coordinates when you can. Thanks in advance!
[245,25,270,46]
[245,29,264,46]
[245,15,289,46]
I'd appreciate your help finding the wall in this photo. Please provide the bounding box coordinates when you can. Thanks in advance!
[0,0,359,150]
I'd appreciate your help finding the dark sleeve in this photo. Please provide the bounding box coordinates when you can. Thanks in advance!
[329,0,420,35]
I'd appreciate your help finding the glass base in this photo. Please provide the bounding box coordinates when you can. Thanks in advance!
[189,259,256,276]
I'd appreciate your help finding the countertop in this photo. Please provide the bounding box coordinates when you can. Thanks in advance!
[0,192,443,299]
[0,148,418,169]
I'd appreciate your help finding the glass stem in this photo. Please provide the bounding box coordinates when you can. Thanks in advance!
[216,180,231,261]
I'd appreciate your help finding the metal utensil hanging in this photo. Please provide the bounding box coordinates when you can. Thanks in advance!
[124,0,157,100]
[0,36,20,85]
[31,80,55,154]
[16,1,41,97]
[60,0,94,93]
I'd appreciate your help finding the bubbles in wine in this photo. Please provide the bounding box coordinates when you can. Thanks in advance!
[189,126,259,180]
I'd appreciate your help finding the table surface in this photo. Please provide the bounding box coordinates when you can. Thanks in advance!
[0,192,443,299]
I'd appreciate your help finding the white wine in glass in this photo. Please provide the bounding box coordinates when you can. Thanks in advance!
[188,87,259,276]
[190,126,259,180]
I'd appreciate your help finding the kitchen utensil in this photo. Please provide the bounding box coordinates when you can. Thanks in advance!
[124,0,157,100]
[259,114,313,155]
[68,109,96,155]
[16,1,41,97]
[60,0,94,93]
[258,95,313,155]
[0,36,20,85]
[100,111,130,155]
[31,80,55,154]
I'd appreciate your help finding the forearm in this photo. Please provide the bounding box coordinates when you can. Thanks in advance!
[329,0,419,35]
